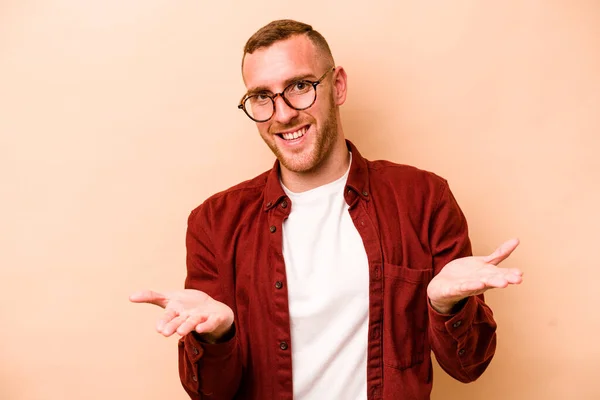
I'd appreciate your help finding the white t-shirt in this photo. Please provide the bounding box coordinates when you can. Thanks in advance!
[281,156,370,400]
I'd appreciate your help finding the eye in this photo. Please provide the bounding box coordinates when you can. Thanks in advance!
[248,93,271,106]
[294,81,308,90]
[287,81,312,95]
[256,93,270,101]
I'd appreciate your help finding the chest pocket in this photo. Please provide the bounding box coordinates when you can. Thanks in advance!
[382,262,433,369]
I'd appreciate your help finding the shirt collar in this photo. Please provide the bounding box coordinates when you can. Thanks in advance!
[263,139,370,211]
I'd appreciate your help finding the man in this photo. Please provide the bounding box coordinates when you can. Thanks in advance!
[130,19,523,400]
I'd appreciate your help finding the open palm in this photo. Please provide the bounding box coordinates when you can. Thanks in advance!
[427,239,523,313]
[129,289,234,339]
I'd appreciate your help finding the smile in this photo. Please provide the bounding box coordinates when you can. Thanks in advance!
[278,125,309,140]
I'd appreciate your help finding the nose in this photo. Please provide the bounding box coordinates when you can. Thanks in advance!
[272,95,299,125]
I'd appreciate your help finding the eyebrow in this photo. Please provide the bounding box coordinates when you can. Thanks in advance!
[245,73,318,96]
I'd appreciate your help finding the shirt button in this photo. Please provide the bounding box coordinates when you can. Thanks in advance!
[362,190,369,196]
[452,320,462,329]
[269,225,276,233]
[274,281,283,289]
[192,375,198,382]
[279,341,288,350]
[370,385,380,397]
[458,349,466,356]
[372,326,380,340]
[281,200,288,208]
[192,347,199,355]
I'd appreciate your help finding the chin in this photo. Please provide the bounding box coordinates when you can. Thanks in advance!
[280,154,320,173]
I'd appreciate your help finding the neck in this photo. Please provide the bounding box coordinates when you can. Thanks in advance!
[280,136,350,193]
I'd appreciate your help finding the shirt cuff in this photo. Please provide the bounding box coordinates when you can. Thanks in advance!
[183,325,238,362]
[428,296,477,340]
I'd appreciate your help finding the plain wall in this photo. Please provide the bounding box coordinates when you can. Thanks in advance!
[1,1,599,399]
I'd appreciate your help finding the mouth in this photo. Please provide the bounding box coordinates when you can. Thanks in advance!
[276,125,309,142]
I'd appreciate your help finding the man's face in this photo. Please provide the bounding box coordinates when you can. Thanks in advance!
[242,35,340,174]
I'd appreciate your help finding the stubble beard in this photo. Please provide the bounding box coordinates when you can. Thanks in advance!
[265,107,338,174]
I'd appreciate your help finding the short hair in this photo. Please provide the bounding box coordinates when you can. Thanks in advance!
[242,19,334,69]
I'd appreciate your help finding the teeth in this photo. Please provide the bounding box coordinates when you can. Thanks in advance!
[281,126,307,140]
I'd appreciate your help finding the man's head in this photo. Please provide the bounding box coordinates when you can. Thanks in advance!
[240,20,348,176]
[242,20,334,71]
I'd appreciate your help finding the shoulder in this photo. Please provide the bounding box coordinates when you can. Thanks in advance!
[367,159,449,196]
[189,169,271,223]
[365,159,462,225]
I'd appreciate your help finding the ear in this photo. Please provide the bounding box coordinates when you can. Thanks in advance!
[332,66,348,106]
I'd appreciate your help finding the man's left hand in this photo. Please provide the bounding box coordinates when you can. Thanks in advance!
[427,238,523,314]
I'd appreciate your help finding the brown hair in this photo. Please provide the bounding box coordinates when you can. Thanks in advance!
[242,19,334,68]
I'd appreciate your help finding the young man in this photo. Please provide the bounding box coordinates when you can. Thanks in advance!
[130,20,523,400]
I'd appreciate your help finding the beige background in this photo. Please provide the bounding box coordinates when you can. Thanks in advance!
[1,1,599,399]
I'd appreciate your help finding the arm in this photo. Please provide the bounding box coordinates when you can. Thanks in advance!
[179,204,243,399]
[427,181,500,382]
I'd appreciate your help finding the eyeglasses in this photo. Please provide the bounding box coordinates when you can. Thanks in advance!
[238,67,335,122]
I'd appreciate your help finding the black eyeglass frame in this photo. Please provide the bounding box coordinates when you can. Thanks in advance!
[238,67,335,122]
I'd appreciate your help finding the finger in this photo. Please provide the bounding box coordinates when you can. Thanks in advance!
[482,238,520,265]
[156,308,179,332]
[161,314,188,337]
[491,268,523,285]
[195,313,221,335]
[129,290,168,308]
[177,314,208,336]
[506,267,523,276]
[504,272,524,285]
[459,280,486,293]
[480,274,509,288]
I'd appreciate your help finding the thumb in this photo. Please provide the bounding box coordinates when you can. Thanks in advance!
[482,238,520,265]
[129,290,169,308]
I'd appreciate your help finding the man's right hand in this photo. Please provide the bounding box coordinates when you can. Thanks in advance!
[129,289,234,341]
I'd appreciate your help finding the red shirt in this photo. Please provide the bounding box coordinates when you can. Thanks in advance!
[179,141,497,400]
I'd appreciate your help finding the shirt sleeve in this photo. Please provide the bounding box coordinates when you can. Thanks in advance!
[179,204,243,399]
[427,180,498,383]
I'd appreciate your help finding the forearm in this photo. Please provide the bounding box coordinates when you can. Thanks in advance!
[178,327,243,399]
[428,295,497,383]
